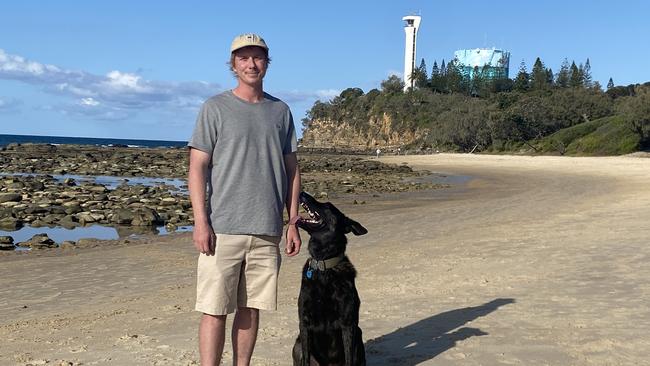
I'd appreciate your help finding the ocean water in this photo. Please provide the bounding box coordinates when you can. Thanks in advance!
[1,224,194,250]
[0,134,187,148]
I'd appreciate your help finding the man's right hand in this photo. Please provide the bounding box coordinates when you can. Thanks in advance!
[193,222,216,255]
[188,147,214,255]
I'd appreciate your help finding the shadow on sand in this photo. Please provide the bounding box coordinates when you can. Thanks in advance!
[365,298,515,365]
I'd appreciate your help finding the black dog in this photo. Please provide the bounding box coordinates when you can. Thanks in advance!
[292,191,368,366]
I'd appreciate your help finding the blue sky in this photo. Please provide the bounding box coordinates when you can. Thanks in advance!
[1,0,649,141]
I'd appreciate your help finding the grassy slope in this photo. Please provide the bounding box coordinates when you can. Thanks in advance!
[534,115,640,156]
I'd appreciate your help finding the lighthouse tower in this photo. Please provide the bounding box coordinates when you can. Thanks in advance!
[402,15,421,91]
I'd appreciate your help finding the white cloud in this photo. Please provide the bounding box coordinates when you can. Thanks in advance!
[0,48,220,120]
[61,101,131,121]
[104,70,152,93]
[55,83,96,97]
[274,88,341,104]
[0,49,87,85]
[0,96,23,112]
[80,97,100,106]
[0,49,339,123]
[315,89,341,99]
[0,52,47,75]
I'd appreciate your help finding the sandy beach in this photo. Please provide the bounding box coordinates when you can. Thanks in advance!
[2,153,649,365]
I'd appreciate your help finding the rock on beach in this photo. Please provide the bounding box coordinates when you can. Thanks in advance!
[0,235,14,250]
[0,192,22,203]
[17,233,57,249]
[0,216,22,230]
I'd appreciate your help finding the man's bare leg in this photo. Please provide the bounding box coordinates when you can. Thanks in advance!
[199,313,227,366]
[232,307,259,365]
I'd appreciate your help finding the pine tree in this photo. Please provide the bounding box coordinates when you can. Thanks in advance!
[431,61,440,77]
[556,58,570,88]
[439,59,448,92]
[569,61,583,88]
[513,60,530,92]
[607,77,615,90]
[418,58,428,80]
[430,61,442,93]
[413,58,428,88]
[583,58,593,88]
[446,59,464,94]
[546,68,554,87]
[530,57,547,90]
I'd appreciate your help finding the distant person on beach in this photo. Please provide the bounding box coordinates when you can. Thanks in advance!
[187,33,301,365]
[376,148,381,158]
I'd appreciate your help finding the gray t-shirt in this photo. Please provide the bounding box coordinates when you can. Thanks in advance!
[188,90,298,236]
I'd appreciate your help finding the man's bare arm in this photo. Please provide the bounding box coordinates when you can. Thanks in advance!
[284,152,301,256]
[188,148,215,255]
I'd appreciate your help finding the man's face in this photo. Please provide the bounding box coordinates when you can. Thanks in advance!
[232,46,268,86]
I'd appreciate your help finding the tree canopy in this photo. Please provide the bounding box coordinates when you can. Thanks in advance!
[303,55,649,153]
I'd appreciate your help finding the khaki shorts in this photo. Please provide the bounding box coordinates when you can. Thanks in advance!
[195,233,282,315]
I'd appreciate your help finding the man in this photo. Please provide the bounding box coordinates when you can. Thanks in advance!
[188,33,301,366]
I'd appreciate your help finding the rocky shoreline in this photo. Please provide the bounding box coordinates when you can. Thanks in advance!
[0,174,191,250]
[0,143,448,252]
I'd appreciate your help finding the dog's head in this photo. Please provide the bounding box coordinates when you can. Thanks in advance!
[296,191,367,259]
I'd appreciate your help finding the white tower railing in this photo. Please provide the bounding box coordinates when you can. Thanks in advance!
[402,15,421,91]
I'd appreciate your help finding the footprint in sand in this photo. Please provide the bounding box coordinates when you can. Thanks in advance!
[68,345,87,353]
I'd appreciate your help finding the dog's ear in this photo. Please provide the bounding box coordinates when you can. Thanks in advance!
[344,217,368,236]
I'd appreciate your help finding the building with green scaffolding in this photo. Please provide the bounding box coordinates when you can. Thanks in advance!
[453,48,510,80]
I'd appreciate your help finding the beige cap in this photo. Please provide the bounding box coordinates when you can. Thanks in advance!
[230,33,269,53]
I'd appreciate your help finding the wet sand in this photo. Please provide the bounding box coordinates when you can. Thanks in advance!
[1,153,649,365]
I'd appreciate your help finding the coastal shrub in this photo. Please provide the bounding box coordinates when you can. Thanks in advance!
[565,116,640,155]
[617,85,650,149]
[535,118,610,154]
